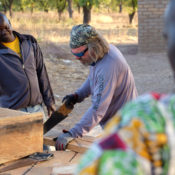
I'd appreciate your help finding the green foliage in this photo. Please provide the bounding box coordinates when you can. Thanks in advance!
[37,0,50,12]
[79,0,99,8]
[12,0,26,11]
[0,0,7,11]
[12,0,52,12]
[100,0,111,6]
[56,0,67,12]
[123,0,137,12]
[100,0,111,9]
[48,0,67,12]
[73,0,79,5]
[124,0,137,8]
[0,0,138,21]
[0,0,15,11]
[13,0,37,12]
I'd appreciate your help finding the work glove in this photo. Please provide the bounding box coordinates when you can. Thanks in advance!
[62,93,78,108]
[55,131,74,150]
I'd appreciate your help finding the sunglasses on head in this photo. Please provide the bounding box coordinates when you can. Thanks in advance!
[71,47,88,58]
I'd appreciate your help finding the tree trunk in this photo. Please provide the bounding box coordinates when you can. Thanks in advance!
[8,0,14,17]
[2,4,7,14]
[119,0,122,13]
[77,4,80,14]
[44,8,49,13]
[108,7,110,13]
[9,4,13,17]
[9,7,12,17]
[129,11,135,24]
[56,0,66,22]
[67,0,73,18]
[20,5,24,12]
[129,0,136,24]
[83,6,91,24]
[30,3,34,14]
[119,4,122,13]
[58,11,62,21]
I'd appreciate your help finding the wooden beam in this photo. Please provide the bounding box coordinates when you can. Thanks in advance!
[44,136,96,153]
[0,108,43,164]
[2,151,80,174]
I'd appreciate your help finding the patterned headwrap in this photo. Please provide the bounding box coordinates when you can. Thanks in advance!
[70,24,98,48]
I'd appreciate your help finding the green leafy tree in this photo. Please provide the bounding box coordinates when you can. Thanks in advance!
[73,0,81,13]
[0,0,8,13]
[0,0,14,17]
[49,0,66,21]
[79,0,99,24]
[55,0,67,21]
[13,0,27,12]
[21,0,37,13]
[108,0,123,13]
[37,0,50,12]
[100,0,111,12]
[67,0,73,18]
[14,0,49,13]
[118,0,123,13]
[124,0,137,24]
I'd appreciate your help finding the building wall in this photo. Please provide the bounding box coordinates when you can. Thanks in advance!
[138,0,169,52]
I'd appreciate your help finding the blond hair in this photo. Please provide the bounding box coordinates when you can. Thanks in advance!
[87,33,109,62]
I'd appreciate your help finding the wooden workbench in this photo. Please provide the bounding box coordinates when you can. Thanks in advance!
[0,135,97,175]
[0,108,43,165]
[0,108,100,174]
[3,151,82,175]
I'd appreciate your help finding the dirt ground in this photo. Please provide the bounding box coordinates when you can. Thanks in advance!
[43,43,174,135]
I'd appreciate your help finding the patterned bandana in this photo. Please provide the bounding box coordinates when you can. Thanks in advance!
[70,24,98,48]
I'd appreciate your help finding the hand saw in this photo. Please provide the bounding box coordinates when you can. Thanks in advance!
[44,102,74,134]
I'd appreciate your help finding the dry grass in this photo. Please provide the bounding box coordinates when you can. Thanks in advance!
[7,10,138,58]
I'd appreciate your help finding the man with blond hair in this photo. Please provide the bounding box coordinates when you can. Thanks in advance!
[55,24,138,150]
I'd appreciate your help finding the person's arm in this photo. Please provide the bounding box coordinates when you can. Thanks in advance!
[69,67,117,137]
[33,39,55,113]
[75,75,91,102]
[61,76,91,107]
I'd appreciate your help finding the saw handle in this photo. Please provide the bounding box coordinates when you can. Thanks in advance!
[57,102,73,116]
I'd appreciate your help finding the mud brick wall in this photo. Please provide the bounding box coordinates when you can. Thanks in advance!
[138,0,169,52]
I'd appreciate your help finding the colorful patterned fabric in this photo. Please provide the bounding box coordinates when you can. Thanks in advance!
[70,24,97,48]
[75,93,175,175]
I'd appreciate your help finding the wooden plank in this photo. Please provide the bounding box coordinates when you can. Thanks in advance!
[0,108,43,164]
[0,107,30,118]
[67,138,92,153]
[78,135,97,142]
[44,136,94,153]
[0,151,76,173]
[0,157,37,173]
[29,151,80,175]
[4,151,81,175]
[44,137,56,146]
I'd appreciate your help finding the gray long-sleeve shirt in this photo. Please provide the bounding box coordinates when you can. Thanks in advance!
[69,44,138,137]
